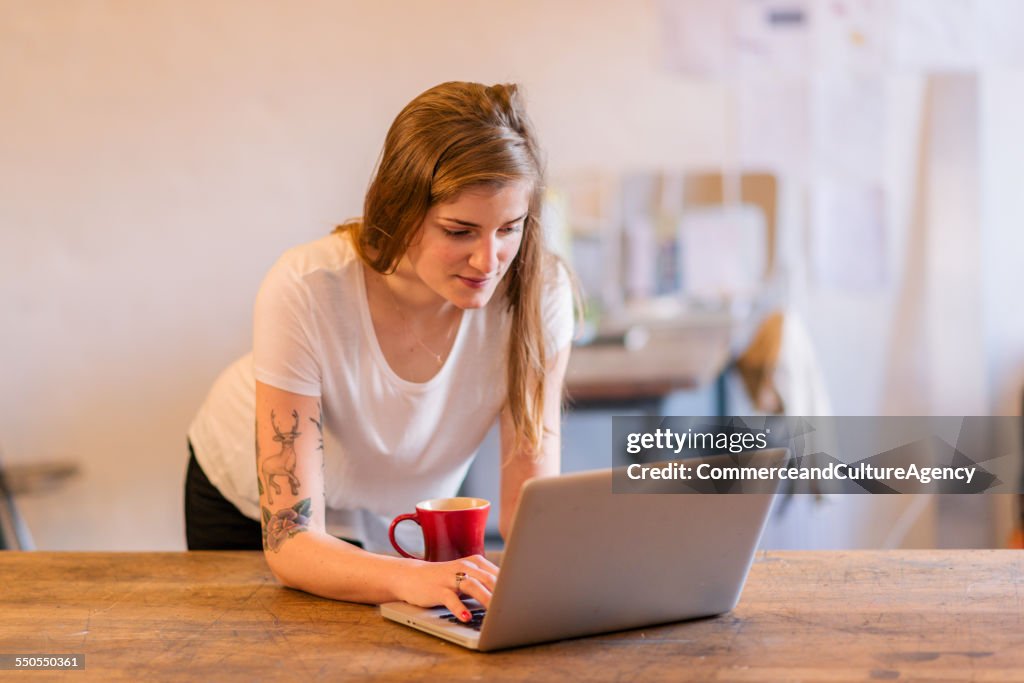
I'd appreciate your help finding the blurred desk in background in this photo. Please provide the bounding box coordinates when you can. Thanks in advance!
[565,315,734,412]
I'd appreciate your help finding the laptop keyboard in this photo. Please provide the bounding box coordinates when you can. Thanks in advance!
[438,608,486,631]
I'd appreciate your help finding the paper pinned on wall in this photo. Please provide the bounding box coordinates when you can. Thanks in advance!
[977,0,1024,67]
[738,77,811,176]
[892,0,980,71]
[681,204,767,300]
[811,182,887,291]
[736,0,814,79]
[658,0,737,77]
[659,0,813,79]
[815,0,890,73]
[813,74,887,183]
[661,0,1020,79]
[892,0,1024,70]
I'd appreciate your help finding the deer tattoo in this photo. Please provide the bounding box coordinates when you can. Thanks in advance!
[261,409,302,505]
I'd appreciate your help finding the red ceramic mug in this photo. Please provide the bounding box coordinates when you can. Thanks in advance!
[388,497,490,562]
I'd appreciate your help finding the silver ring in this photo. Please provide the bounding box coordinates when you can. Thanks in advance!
[454,571,467,592]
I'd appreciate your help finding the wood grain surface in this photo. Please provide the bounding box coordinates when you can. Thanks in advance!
[1,550,1022,682]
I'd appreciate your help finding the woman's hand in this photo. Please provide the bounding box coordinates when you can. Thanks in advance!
[393,554,500,622]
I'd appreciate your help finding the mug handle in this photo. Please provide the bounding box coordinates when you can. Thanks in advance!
[389,512,423,559]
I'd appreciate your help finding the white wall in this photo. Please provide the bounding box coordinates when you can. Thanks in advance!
[981,71,1024,416]
[2,1,1020,550]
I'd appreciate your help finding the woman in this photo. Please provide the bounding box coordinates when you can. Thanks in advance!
[185,81,575,623]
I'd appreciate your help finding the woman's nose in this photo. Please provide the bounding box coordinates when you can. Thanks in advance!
[469,237,500,274]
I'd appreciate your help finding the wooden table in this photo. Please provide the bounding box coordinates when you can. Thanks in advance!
[2,551,1022,681]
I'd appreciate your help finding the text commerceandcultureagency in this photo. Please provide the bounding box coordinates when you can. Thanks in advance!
[626,461,977,485]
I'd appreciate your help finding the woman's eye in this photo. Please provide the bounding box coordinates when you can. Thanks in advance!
[500,224,523,235]
[443,229,471,238]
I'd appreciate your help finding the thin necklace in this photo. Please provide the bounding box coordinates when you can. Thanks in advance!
[380,274,458,366]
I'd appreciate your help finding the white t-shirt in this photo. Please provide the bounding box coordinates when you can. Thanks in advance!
[188,232,574,552]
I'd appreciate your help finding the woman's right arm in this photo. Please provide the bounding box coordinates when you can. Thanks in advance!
[255,380,498,617]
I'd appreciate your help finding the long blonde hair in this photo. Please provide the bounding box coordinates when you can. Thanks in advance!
[336,82,559,456]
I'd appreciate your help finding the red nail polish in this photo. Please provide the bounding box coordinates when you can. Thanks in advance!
[461,611,471,621]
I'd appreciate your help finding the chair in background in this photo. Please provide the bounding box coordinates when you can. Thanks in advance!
[1012,387,1024,549]
[0,450,79,550]
[679,172,781,416]
[0,453,35,550]
[734,310,785,414]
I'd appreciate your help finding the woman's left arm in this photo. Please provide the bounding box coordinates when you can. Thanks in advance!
[497,345,572,541]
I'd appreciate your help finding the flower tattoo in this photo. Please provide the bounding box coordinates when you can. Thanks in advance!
[262,498,311,552]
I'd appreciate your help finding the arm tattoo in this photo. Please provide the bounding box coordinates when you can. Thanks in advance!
[255,417,264,496]
[262,499,311,552]
[310,402,324,452]
[260,409,302,505]
[257,408,318,552]
[312,402,325,480]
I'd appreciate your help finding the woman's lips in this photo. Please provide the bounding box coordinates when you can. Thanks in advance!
[456,275,490,289]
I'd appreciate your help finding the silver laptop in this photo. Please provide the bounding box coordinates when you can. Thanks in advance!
[380,448,786,651]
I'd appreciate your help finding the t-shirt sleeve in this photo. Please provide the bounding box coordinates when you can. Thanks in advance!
[252,255,323,397]
[542,260,576,357]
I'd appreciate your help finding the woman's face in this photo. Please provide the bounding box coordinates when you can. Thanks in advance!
[405,181,531,309]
